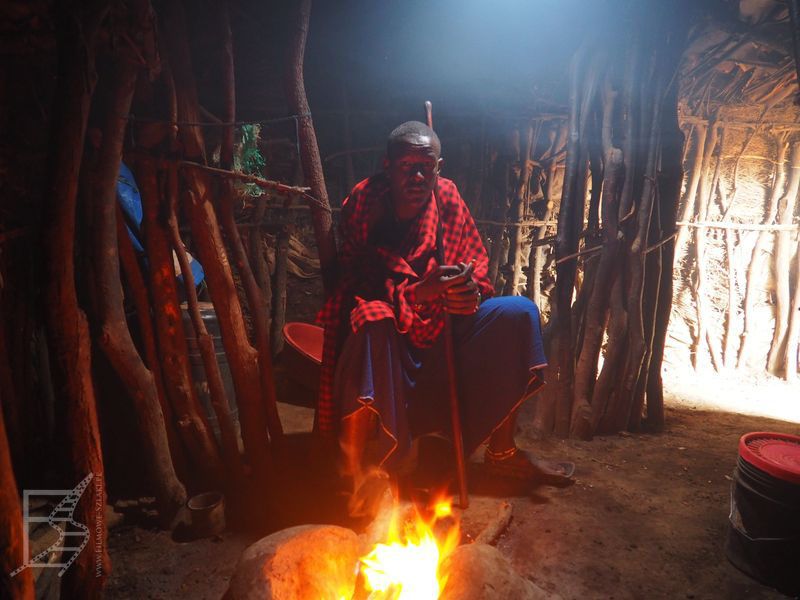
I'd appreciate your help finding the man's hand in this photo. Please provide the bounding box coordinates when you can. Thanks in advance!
[444,261,480,315]
[412,261,480,314]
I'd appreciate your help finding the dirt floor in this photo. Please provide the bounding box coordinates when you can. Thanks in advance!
[102,358,800,599]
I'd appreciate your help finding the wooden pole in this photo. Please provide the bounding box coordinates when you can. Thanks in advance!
[165,166,244,486]
[89,36,186,524]
[217,1,283,443]
[552,44,586,437]
[427,100,469,509]
[283,0,337,294]
[575,76,623,439]
[0,358,33,600]
[117,206,190,483]
[42,4,111,594]
[738,134,789,367]
[768,143,800,375]
[271,227,290,356]
[138,156,225,487]
[161,0,273,485]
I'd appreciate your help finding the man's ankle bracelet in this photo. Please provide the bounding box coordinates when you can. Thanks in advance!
[486,446,518,461]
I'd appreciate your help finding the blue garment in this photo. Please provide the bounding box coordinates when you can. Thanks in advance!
[116,162,205,286]
[334,296,547,469]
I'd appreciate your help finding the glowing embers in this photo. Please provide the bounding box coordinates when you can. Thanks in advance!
[358,498,460,600]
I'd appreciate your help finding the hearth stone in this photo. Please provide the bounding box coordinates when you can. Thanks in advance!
[224,524,360,600]
[440,543,559,600]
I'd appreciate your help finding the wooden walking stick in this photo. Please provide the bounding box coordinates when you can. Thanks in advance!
[426,100,469,509]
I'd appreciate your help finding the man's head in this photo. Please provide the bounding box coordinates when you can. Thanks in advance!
[384,121,443,221]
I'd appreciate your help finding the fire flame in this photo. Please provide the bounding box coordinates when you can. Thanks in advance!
[359,498,460,600]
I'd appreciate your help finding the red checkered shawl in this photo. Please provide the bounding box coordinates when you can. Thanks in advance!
[316,174,493,433]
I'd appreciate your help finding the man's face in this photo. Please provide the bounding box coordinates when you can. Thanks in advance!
[384,140,442,221]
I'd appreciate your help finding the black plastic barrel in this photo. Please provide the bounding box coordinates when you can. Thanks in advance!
[726,433,800,596]
[180,302,239,440]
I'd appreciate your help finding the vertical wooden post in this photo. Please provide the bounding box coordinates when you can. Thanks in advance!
[89,35,186,523]
[43,4,111,595]
[283,0,337,294]
[271,227,291,356]
[161,0,273,483]
[0,355,34,599]
[217,0,283,443]
[738,134,788,367]
[138,157,225,486]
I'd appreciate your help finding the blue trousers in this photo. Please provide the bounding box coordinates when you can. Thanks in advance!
[334,296,547,469]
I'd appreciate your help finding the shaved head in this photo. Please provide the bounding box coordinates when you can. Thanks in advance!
[387,121,441,160]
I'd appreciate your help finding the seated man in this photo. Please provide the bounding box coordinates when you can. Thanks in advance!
[318,121,573,489]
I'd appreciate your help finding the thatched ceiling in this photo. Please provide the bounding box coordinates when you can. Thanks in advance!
[680,0,798,113]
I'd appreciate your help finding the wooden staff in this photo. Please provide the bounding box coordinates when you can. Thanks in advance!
[426,100,469,509]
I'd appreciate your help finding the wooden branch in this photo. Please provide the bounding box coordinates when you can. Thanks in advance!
[783,234,800,381]
[553,42,588,437]
[90,46,186,524]
[723,228,738,369]
[163,0,273,487]
[0,343,33,599]
[474,501,513,546]
[117,206,189,483]
[768,143,800,375]
[165,165,244,485]
[42,5,111,595]
[644,232,677,254]
[738,134,790,367]
[283,0,337,293]
[575,72,623,440]
[178,161,314,199]
[681,115,800,131]
[674,123,708,260]
[676,220,799,232]
[138,156,225,487]
[217,1,283,444]
[271,227,290,355]
[554,244,602,265]
[507,124,535,295]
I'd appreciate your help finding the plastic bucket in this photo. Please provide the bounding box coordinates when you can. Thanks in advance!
[725,432,800,595]
[180,302,239,440]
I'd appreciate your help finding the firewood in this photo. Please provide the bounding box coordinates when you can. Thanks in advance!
[474,501,514,546]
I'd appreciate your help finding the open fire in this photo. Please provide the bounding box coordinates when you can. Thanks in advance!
[355,498,460,600]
